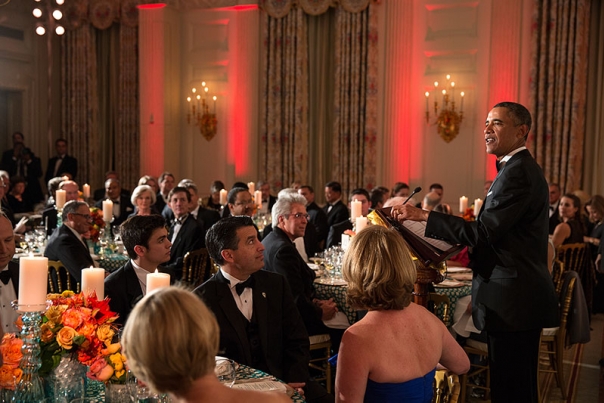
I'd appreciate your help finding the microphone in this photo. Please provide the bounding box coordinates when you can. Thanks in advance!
[403,187,422,205]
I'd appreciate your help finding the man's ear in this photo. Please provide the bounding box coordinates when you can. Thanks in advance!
[133,244,146,258]
[221,249,234,263]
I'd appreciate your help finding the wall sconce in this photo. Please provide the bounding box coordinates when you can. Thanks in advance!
[424,75,465,143]
[32,0,65,36]
[186,81,218,141]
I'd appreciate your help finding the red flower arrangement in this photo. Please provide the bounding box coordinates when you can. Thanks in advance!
[0,334,23,390]
[462,208,475,222]
[88,207,106,242]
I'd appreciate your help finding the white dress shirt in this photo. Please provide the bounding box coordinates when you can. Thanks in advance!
[220,269,253,321]
[0,266,19,334]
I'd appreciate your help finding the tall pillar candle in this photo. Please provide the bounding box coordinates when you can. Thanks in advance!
[82,184,90,199]
[55,189,66,209]
[350,200,362,221]
[459,196,468,213]
[356,216,368,232]
[248,182,255,194]
[81,267,105,299]
[254,190,263,208]
[219,189,228,205]
[102,200,113,221]
[18,257,48,311]
[474,198,483,216]
[147,270,170,294]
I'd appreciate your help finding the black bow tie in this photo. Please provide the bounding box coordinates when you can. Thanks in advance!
[549,205,555,212]
[112,200,120,204]
[235,276,255,295]
[0,270,11,285]
[495,160,506,172]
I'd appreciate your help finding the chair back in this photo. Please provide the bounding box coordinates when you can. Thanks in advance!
[551,258,566,294]
[48,260,79,293]
[428,293,451,325]
[558,272,577,346]
[557,243,588,277]
[432,370,461,403]
[181,248,210,287]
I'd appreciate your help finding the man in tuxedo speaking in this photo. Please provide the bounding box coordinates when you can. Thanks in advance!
[392,102,558,403]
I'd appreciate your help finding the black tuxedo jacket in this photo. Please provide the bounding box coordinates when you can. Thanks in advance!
[104,260,174,326]
[307,201,329,247]
[262,227,325,335]
[548,202,561,235]
[44,224,94,283]
[94,195,134,228]
[164,214,203,279]
[323,200,348,227]
[195,270,309,383]
[42,206,58,237]
[425,150,558,332]
[326,219,353,249]
[3,260,20,295]
[45,155,78,183]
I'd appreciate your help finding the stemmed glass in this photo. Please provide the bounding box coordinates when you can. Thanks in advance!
[214,358,236,388]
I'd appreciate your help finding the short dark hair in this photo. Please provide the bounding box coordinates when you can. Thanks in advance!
[370,187,388,208]
[325,181,342,193]
[349,188,370,202]
[47,177,63,195]
[121,215,167,259]
[210,180,225,193]
[232,182,249,190]
[167,186,191,203]
[391,182,409,197]
[205,216,256,265]
[300,185,314,193]
[227,187,248,204]
[493,101,532,134]
[63,200,89,221]
[55,138,67,146]
[429,183,443,191]
[159,172,174,184]
[562,193,582,221]
[180,181,198,194]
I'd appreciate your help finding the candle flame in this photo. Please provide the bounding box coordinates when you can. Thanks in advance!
[187,97,191,102]
[442,89,446,95]
[155,269,159,273]
[213,96,217,101]
[451,82,455,87]
[434,81,439,87]
[425,92,429,97]
[196,95,201,100]
[202,81,206,87]
[192,88,196,93]
[204,87,209,93]
[446,74,451,80]
[461,91,465,97]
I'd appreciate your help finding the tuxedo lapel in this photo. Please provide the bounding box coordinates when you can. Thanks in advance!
[252,273,269,354]
[123,262,144,307]
[8,260,19,295]
[63,226,90,255]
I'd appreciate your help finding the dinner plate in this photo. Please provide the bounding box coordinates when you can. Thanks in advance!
[215,356,239,370]
[434,279,466,288]
[448,273,473,281]
[447,267,472,273]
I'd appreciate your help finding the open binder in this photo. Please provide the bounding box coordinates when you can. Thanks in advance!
[370,207,464,268]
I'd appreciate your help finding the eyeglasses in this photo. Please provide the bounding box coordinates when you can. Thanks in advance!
[285,213,310,220]
[234,200,254,206]
[72,213,92,220]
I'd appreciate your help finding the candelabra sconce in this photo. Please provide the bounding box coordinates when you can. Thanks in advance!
[186,82,218,141]
[424,75,466,143]
[11,301,51,402]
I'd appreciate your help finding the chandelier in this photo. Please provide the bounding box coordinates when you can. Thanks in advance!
[186,82,218,142]
[32,0,65,36]
[424,75,465,143]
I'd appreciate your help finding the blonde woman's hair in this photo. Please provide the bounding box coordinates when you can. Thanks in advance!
[342,225,416,310]
[121,287,219,395]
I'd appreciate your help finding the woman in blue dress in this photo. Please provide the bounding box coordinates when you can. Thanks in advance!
[335,226,470,403]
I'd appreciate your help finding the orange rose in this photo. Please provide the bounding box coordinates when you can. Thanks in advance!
[62,308,85,329]
[40,322,54,343]
[45,305,67,325]
[78,319,96,338]
[0,335,22,368]
[96,325,115,345]
[87,357,114,382]
[56,327,77,350]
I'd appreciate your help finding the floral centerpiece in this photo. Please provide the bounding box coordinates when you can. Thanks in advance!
[88,207,106,242]
[0,334,23,390]
[462,208,475,222]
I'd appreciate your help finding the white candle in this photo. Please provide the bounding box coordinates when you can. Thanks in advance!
[55,189,66,209]
[18,257,48,311]
[254,190,263,208]
[459,196,468,213]
[248,182,255,194]
[341,234,351,251]
[356,216,368,232]
[82,184,90,198]
[350,200,362,221]
[219,189,228,205]
[474,198,483,216]
[81,267,105,300]
[147,269,170,294]
[102,200,113,221]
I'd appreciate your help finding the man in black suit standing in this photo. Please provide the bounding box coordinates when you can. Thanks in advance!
[44,138,78,184]
[299,185,329,250]
[548,183,561,234]
[164,187,202,280]
[322,181,348,228]
[105,215,173,326]
[393,102,558,403]
[0,211,19,334]
[196,216,332,402]
[45,200,95,284]
[326,188,369,249]
[94,178,134,229]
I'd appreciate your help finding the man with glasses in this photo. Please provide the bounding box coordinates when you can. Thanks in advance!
[262,193,338,338]
[45,200,95,284]
[225,187,255,218]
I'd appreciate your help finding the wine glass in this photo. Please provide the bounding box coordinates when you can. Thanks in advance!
[214,358,236,388]
[19,240,29,253]
[112,226,121,242]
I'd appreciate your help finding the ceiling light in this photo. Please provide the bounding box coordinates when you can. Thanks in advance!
[33,8,42,18]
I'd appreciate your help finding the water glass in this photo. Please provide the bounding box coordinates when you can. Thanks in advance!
[214,358,236,388]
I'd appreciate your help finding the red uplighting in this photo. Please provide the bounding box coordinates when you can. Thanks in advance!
[137,3,166,10]
[213,4,259,12]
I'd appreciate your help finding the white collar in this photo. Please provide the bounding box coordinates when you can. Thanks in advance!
[500,146,527,163]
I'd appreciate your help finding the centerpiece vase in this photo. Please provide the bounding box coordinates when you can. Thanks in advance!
[44,354,87,400]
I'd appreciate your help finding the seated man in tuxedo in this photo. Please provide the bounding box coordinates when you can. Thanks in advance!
[257,181,277,214]
[105,215,173,326]
[195,216,332,403]
[223,187,255,219]
[0,211,20,333]
[299,185,329,251]
[323,181,348,228]
[44,138,78,184]
[95,178,134,229]
[326,188,370,248]
[43,180,80,236]
[182,181,220,245]
[93,171,131,202]
[164,187,203,280]
[45,200,95,284]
